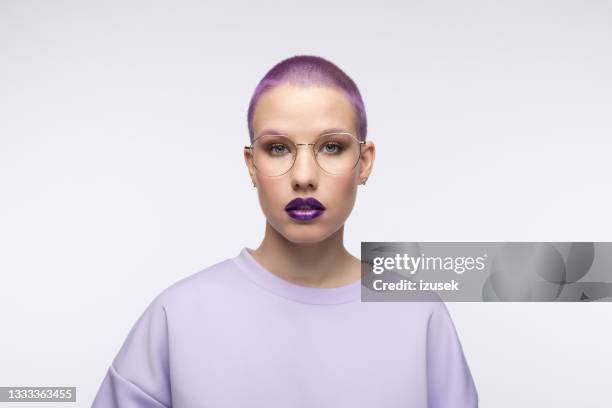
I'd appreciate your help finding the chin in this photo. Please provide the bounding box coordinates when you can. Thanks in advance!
[277,225,326,243]
[282,222,346,245]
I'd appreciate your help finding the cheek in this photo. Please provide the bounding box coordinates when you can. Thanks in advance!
[327,176,358,213]
[256,180,284,215]
[336,176,357,194]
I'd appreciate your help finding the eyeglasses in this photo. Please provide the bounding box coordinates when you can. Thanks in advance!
[245,132,366,177]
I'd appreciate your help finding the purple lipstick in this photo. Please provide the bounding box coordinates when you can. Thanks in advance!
[284,197,326,221]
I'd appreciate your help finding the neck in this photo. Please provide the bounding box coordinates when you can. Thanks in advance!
[250,222,361,288]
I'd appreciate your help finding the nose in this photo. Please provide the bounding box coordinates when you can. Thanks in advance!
[290,145,319,190]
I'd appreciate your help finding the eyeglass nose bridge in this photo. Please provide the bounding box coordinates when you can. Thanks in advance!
[287,143,323,174]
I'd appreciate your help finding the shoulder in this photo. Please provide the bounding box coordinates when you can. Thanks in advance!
[150,257,244,312]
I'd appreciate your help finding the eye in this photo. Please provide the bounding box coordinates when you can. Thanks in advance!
[268,143,290,155]
[320,142,343,154]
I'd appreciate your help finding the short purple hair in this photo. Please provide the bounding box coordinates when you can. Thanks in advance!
[247,55,367,142]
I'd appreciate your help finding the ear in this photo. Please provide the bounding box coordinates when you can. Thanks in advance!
[358,140,375,184]
[243,146,257,185]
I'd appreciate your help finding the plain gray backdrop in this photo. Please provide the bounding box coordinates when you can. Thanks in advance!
[1,0,611,406]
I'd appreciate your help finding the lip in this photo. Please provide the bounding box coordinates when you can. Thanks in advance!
[286,209,324,221]
[284,197,326,221]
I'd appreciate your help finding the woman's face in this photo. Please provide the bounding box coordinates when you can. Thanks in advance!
[245,83,375,244]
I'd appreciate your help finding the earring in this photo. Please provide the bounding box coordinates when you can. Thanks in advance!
[253,182,256,188]
[361,179,367,186]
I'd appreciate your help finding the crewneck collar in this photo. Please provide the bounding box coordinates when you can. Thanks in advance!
[231,247,361,305]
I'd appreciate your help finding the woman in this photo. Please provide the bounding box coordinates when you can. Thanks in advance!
[92,55,478,407]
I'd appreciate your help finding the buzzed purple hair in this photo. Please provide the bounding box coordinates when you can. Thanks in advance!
[247,55,367,142]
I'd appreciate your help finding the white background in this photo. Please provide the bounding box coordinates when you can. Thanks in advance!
[1,0,611,406]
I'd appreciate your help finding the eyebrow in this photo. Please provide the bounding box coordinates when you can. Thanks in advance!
[257,127,351,138]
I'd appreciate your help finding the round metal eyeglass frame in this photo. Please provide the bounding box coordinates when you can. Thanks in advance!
[244,132,366,177]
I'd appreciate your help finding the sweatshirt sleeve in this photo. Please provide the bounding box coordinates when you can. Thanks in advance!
[426,301,478,408]
[91,293,172,408]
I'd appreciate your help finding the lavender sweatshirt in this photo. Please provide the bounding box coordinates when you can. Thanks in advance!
[92,247,478,407]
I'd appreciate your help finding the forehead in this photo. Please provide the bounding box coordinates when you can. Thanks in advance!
[252,83,358,138]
